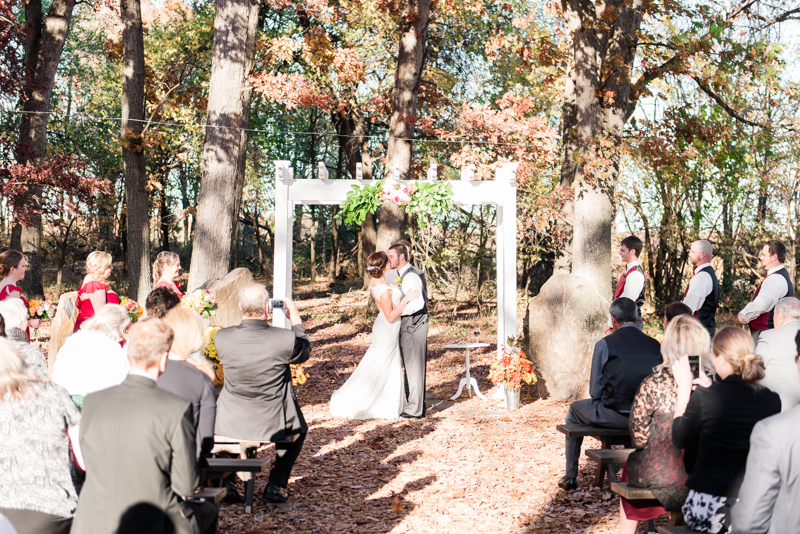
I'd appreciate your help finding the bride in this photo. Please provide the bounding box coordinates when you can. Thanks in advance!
[329,251,420,419]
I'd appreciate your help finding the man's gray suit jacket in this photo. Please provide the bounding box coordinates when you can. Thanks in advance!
[755,320,800,411]
[72,374,201,534]
[214,319,311,442]
[732,404,800,533]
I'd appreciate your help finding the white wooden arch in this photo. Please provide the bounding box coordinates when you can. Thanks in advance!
[271,160,518,357]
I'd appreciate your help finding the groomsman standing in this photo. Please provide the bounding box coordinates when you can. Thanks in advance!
[682,240,720,336]
[605,236,646,334]
[738,240,795,341]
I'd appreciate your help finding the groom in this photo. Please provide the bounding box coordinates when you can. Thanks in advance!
[387,243,428,419]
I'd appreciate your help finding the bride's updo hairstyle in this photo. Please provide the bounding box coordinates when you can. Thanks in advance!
[711,326,766,384]
[366,252,388,279]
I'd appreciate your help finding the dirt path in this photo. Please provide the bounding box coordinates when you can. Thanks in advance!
[217,285,642,534]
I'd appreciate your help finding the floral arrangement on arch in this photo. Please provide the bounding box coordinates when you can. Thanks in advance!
[182,289,218,319]
[488,337,537,391]
[338,179,453,227]
[379,181,417,207]
[119,297,143,322]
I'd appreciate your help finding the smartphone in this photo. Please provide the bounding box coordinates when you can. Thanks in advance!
[269,298,285,310]
[688,355,700,379]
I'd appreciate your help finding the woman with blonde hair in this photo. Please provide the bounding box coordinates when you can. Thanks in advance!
[0,249,39,339]
[672,326,781,532]
[156,307,216,464]
[0,338,82,533]
[74,251,119,332]
[619,315,711,533]
[152,251,183,298]
[52,304,130,408]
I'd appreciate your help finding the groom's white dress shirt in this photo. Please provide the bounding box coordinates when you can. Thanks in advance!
[398,263,424,316]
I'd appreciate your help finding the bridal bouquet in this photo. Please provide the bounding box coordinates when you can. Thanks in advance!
[488,337,537,390]
[379,182,417,207]
[119,297,143,322]
[28,299,53,320]
[182,289,218,319]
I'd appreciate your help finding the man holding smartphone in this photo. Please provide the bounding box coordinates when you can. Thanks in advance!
[214,284,311,504]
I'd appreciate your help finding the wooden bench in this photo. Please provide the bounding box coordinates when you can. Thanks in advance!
[611,482,685,533]
[556,424,631,487]
[656,528,698,534]
[189,487,227,504]
[585,448,635,484]
[205,458,268,514]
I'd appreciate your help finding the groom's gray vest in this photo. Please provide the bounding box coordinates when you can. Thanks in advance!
[401,264,428,317]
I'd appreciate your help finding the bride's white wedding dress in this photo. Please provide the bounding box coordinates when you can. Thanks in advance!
[329,283,405,419]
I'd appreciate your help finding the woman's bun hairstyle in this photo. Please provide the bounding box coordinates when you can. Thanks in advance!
[712,326,765,384]
[0,249,24,278]
[366,251,388,279]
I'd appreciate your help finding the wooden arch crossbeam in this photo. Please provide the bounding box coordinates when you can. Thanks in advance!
[271,160,518,358]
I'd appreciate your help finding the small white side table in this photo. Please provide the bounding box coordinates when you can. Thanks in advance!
[445,342,490,401]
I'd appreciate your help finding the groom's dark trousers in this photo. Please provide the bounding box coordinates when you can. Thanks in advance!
[400,313,429,417]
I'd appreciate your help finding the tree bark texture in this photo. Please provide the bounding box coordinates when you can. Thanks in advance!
[559,0,644,298]
[377,0,432,253]
[187,0,260,291]
[121,0,151,302]
[10,0,77,297]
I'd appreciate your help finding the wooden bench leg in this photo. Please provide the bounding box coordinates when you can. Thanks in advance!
[668,511,684,526]
[645,519,656,533]
[245,478,255,514]
[593,437,610,488]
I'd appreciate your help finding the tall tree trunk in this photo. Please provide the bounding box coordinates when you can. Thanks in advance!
[187,0,259,290]
[377,0,431,252]
[361,212,377,288]
[178,163,190,247]
[121,0,150,302]
[560,0,643,298]
[10,0,77,297]
[159,173,170,252]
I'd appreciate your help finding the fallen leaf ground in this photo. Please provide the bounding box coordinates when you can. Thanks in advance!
[211,281,665,534]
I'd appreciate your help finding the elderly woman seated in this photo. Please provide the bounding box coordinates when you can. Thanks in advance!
[672,327,781,533]
[52,304,130,408]
[0,338,82,534]
[0,298,48,379]
[619,315,711,533]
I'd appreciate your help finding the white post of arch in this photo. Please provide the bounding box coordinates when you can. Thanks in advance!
[271,162,518,357]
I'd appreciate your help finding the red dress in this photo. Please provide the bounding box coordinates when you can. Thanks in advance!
[74,281,119,332]
[153,279,183,299]
[0,283,30,340]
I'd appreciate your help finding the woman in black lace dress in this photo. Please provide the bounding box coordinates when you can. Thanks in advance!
[620,315,712,534]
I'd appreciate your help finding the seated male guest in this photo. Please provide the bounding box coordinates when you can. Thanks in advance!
[732,331,800,533]
[214,284,311,504]
[559,298,662,491]
[756,297,800,412]
[71,319,217,534]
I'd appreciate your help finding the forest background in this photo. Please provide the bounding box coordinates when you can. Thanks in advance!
[1,0,800,334]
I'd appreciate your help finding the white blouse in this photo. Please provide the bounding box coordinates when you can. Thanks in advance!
[52,330,130,397]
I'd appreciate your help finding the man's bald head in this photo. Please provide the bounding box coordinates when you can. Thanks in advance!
[239,284,269,317]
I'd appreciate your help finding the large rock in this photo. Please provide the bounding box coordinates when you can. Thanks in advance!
[205,268,254,328]
[524,274,609,400]
[48,291,78,374]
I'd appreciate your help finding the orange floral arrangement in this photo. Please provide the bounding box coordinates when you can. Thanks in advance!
[291,364,309,388]
[488,337,537,390]
[27,299,53,320]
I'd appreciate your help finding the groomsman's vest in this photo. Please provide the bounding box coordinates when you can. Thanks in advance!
[614,264,646,310]
[401,265,428,317]
[684,265,720,335]
[750,267,794,332]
